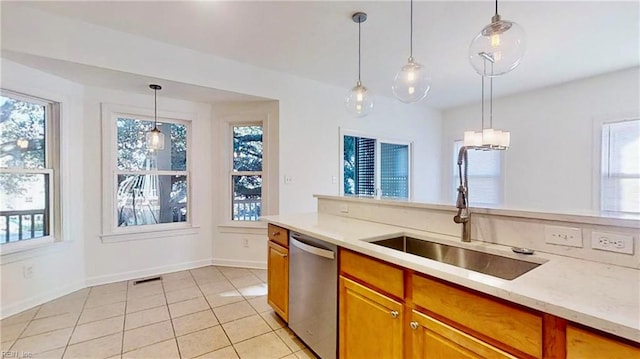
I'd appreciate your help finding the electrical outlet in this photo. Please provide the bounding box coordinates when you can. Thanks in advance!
[591,231,634,254]
[339,203,349,213]
[284,175,293,184]
[332,176,338,184]
[544,225,583,247]
[242,238,249,248]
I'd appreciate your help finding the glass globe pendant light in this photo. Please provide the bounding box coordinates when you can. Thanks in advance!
[146,84,165,151]
[469,0,526,77]
[345,12,374,117]
[392,0,431,103]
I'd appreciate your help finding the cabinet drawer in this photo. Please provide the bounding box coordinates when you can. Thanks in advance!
[268,223,288,247]
[340,248,404,299]
[413,274,542,358]
[566,325,640,359]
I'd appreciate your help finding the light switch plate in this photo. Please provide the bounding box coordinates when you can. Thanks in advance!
[544,225,583,247]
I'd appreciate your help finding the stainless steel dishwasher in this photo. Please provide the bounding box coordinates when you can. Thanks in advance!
[288,232,337,359]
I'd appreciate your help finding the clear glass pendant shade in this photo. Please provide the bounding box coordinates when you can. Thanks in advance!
[345,82,374,118]
[469,18,526,77]
[146,127,165,151]
[392,59,431,103]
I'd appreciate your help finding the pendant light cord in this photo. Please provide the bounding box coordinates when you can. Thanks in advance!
[495,0,499,16]
[410,0,414,59]
[358,20,362,82]
[154,87,158,129]
[489,74,493,128]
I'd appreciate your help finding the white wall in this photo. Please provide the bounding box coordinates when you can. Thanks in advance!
[0,59,86,317]
[441,67,640,213]
[0,4,443,315]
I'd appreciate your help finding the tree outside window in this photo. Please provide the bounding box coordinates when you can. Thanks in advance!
[232,125,263,221]
[0,92,53,244]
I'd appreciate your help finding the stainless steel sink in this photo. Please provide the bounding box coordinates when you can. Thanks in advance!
[371,236,542,280]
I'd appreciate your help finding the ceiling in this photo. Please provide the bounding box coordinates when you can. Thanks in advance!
[7,1,640,109]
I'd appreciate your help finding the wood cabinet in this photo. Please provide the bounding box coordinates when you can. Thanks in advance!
[267,224,289,322]
[339,276,404,359]
[410,310,517,359]
[566,325,640,359]
[413,274,542,358]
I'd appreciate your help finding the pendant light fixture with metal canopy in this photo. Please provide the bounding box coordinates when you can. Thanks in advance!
[464,56,510,150]
[392,0,431,103]
[469,0,526,77]
[146,84,165,151]
[345,12,374,117]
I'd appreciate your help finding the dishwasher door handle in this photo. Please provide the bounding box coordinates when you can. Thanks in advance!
[290,236,335,260]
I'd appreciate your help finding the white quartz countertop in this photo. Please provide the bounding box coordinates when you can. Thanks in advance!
[263,212,640,343]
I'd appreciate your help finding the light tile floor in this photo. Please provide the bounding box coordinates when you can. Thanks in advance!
[1,266,316,359]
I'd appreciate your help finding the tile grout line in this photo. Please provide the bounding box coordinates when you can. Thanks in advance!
[160,275,182,359]
[6,304,44,352]
[60,288,92,358]
[190,267,242,358]
[120,281,129,358]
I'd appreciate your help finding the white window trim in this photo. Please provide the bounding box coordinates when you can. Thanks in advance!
[339,127,413,200]
[592,114,640,214]
[220,114,270,228]
[0,90,60,256]
[451,139,506,207]
[100,103,198,242]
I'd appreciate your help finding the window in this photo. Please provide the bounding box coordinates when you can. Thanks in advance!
[343,133,411,199]
[232,124,263,221]
[452,140,503,206]
[600,119,640,214]
[102,104,191,237]
[0,90,57,245]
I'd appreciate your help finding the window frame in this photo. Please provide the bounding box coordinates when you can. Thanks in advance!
[218,108,276,230]
[101,103,196,241]
[596,117,640,215]
[0,89,60,253]
[230,122,264,222]
[339,128,413,200]
[451,139,505,207]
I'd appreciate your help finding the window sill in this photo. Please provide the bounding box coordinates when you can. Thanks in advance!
[0,236,65,263]
[101,226,200,243]
[218,221,267,234]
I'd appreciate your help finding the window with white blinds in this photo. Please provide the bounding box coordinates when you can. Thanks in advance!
[601,119,640,214]
[343,134,410,199]
[453,140,503,206]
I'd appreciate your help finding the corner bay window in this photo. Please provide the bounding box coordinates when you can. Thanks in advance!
[0,91,56,244]
[232,125,263,221]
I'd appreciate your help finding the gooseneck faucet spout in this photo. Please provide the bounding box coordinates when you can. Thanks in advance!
[453,146,471,242]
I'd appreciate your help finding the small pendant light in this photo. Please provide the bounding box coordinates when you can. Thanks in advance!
[469,0,526,77]
[146,84,165,151]
[464,58,510,150]
[345,12,374,118]
[392,0,431,103]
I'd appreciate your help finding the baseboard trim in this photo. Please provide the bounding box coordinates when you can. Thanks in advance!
[1,281,85,319]
[85,259,214,287]
[212,258,266,269]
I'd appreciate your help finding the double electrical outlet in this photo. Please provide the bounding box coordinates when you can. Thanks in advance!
[544,225,634,254]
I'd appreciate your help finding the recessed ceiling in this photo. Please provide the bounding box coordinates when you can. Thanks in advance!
[7,1,640,109]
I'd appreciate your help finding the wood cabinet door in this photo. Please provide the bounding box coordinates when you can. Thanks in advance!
[566,325,640,359]
[410,310,517,359]
[267,240,289,322]
[339,276,403,359]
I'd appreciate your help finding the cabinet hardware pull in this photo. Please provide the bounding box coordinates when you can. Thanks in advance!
[275,252,287,258]
[390,310,399,319]
[272,231,280,236]
[410,321,419,330]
